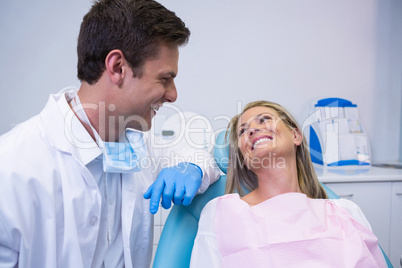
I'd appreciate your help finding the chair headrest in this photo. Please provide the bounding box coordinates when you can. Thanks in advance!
[213,130,230,174]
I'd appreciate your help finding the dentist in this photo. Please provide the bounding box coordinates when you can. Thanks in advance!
[0,0,219,267]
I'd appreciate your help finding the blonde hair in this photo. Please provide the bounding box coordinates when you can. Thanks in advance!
[225,100,328,199]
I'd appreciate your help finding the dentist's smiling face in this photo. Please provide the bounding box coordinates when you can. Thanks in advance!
[117,43,179,131]
[237,106,300,170]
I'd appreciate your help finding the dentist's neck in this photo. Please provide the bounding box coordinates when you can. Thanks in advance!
[76,82,122,142]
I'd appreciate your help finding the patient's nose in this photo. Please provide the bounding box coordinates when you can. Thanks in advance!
[248,128,260,137]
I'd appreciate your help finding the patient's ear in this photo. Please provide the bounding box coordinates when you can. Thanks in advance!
[293,129,302,146]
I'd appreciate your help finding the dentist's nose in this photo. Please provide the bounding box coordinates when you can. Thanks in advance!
[164,82,177,103]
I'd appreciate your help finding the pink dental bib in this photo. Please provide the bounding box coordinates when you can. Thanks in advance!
[215,193,386,267]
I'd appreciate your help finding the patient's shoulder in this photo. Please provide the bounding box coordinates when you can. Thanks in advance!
[202,194,239,213]
[197,198,219,234]
[201,197,218,218]
[330,198,372,231]
[199,194,242,227]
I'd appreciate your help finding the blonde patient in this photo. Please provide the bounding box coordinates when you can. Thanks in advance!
[190,100,386,267]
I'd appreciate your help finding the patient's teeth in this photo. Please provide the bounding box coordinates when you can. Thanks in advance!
[253,137,273,149]
[255,138,270,146]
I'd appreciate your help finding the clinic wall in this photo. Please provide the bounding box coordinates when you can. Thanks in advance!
[0,0,401,163]
[0,0,90,134]
[400,92,402,162]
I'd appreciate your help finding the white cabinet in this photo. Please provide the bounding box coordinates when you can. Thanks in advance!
[390,182,402,267]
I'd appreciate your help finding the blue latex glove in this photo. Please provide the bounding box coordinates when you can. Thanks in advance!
[143,162,203,214]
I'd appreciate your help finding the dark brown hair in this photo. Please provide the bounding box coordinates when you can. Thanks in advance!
[77,0,190,84]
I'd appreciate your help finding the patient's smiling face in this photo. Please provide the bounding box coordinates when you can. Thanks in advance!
[237,106,301,170]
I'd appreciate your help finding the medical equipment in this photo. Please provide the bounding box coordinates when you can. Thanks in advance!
[100,130,147,173]
[306,98,371,166]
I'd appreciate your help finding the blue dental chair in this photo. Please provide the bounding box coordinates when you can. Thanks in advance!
[153,131,393,268]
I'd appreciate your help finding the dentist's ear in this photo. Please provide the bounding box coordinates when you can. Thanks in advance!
[293,129,302,146]
[105,49,126,86]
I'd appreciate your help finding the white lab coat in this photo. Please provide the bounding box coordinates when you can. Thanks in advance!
[0,89,220,268]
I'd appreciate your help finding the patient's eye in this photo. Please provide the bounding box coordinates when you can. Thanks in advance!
[258,114,272,124]
[237,128,247,137]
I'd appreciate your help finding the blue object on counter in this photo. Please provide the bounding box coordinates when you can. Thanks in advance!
[309,98,370,167]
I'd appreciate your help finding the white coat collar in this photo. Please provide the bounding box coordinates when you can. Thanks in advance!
[39,87,101,165]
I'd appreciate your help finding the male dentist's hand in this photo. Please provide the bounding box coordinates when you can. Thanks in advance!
[143,162,203,214]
